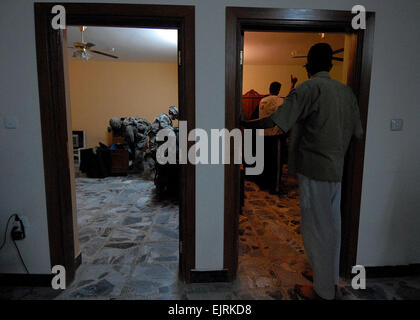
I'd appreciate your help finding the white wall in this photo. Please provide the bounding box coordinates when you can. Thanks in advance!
[0,0,52,274]
[1,0,419,275]
[355,1,420,266]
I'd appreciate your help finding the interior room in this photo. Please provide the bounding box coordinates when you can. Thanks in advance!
[64,26,180,298]
[1,1,419,302]
[238,31,352,298]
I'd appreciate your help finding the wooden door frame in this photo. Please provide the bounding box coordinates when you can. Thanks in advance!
[34,3,195,284]
[225,7,375,279]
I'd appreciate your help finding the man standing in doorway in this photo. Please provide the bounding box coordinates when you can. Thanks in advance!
[242,43,363,299]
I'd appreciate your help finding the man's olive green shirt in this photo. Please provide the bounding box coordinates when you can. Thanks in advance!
[270,71,363,182]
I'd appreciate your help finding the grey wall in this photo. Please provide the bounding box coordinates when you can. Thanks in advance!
[0,0,419,274]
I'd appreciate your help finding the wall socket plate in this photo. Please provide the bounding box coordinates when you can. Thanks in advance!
[13,215,29,236]
[391,119,403,131]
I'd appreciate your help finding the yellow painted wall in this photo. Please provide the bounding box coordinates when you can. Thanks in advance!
[68,60,178,148]
[243,63,344,95]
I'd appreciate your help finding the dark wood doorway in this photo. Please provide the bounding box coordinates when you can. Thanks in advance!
[225,7,375,279]
[34,3,195,284]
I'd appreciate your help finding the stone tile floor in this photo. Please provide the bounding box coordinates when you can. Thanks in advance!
[1,175,419,300]
[237,177,420,300]
[61,175,180,299]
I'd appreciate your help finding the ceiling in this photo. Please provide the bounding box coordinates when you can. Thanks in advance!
[244,32,345,65]
[66,26,177,62]
[66,28,343,65]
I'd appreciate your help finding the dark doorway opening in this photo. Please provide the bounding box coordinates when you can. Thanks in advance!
[224,7,375,280]
[34,3,196,285]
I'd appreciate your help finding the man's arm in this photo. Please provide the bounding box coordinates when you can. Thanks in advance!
[241,116,276,129]
[280,75,298,98]
[289,75,298,93]
[270,82,313,133]
[242,80,311,132]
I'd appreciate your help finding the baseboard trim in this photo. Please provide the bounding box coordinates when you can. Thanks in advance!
[0,273,53,287]
[0,253,83,287]
[366,264,420,278]
[74,252,82,270]
[190,269,230,283]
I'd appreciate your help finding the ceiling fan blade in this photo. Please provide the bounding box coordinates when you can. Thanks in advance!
[90,49,119,59]
[293,55,343,61]
[293,50,343,57]
[86,42,96,48]
[67,46,75,49]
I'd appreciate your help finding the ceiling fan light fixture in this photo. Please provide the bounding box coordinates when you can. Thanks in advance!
[73,48,93,61]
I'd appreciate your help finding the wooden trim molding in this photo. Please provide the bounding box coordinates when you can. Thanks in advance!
[34,3,76,283]
[0,274,54,287]
[0,253,82,287]
[366,264,420,278]
[225,7,375,280]
[339,13,375,278]
[74,252,82,270]
[34,3,195,284]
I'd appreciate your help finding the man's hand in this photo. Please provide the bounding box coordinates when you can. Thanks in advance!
[291,75,298,87]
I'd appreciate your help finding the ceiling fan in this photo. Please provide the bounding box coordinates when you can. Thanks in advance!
[292,48,344,62]
[68,26,119,60]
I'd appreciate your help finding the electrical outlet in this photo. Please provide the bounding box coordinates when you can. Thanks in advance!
[11,215,26,241]
[11,227,25,240]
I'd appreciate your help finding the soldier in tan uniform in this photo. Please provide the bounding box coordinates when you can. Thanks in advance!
[243,43,363,299]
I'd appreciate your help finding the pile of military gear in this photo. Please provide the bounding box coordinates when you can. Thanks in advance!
[149,112,179,196]
[107,106,180,196]
[108,116,154,175]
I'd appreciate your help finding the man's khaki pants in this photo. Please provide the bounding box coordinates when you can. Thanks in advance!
[297,173,342,300]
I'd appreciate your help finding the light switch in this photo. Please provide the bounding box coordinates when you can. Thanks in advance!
[391,119,403,131]
[3,116,18,129]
